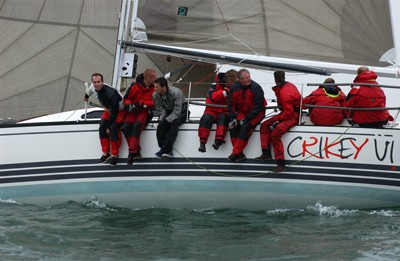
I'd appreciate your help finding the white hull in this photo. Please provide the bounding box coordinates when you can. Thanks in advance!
[1,118,400,210]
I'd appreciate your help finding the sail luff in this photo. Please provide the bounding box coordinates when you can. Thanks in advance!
[389,0,400,69]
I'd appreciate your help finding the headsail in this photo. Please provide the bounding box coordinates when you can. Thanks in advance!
[0,0,214,121]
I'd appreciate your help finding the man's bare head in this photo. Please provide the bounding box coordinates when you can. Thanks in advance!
[357,66,369,75]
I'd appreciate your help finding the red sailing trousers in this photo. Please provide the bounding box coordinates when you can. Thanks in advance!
[259,113,299,160]
[121,110,150,154]
[230,110,265,155]
[198,111,229,144]
[99,110,126,156]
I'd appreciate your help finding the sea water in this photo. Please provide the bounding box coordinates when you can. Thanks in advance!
[1,199,400,261]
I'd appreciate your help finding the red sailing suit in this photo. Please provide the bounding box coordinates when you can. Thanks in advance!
[122,73,155,154]
[260,81,301,160]
[97,84,126,156]
[228,80,266,155]
[345,71,389,127]
[198,73,230,144]
[302,86,346,126]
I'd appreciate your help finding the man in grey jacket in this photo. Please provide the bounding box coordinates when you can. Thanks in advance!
[153,77,187,158]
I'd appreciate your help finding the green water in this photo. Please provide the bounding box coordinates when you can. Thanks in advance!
[0,199,399,260]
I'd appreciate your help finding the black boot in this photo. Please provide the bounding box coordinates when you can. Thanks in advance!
[212,139,224,150]
[272,159,287,173]
[127,153,134,165]
[255,148,272,160]
[198,142,206,153]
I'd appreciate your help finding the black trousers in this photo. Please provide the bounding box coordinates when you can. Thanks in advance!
[156,103,189,153]
[156,118,184,153]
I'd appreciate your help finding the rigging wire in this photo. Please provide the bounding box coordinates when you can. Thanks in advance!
[214,0,230,31]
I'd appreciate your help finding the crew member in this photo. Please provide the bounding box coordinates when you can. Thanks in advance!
[122,69,156,165]
[345,66,390,128]
[227,69,266,162]
[89,73,126,166]
[153,77,188,158]
[302,78,346,126]
[256,70,301,172]
[198,69,238,152]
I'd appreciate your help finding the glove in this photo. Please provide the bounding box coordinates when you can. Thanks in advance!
[270,121,280,130]
[239,118,248,126]
[347,118,355,126]
[229,119,237,129]
[223,87,229,97]
[134,102,147,109]
[127,104,136,112]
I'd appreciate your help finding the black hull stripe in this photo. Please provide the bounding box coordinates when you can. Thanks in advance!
[1,170,400,188]
[1,159,400,187]
[1,158,398,171]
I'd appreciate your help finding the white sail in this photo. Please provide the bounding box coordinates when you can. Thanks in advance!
[1,0,399,121]
[135,0,395,68]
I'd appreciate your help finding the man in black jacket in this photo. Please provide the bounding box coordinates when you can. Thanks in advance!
[90,73,126,165]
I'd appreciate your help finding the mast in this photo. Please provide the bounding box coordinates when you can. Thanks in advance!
[112,0,130,90]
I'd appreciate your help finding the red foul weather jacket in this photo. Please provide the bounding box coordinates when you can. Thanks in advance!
[272,81,301,122]
[228,80,267,126]
[123,73,155,111]
[204,81,229,114]
[345,71,389,124]
[302,86,346,126]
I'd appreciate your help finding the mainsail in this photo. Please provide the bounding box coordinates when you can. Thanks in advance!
[135,0,395,69]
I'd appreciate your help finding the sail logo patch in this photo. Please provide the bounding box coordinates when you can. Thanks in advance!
[177,6,188,16]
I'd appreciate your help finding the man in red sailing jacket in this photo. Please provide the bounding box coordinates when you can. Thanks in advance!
[91,73,126,166]
[198,69,238,152]
[122,68,157,165]
[302,78,347,126]
[256,70,301,172]
[227,69,266,162]
[345,66,390,128]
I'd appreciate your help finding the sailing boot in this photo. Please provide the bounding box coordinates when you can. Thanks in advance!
[255,148,272,160]
[272,159,287,173]
[98,153,111,164]
[127,153,134,165]
[109,155,118,166]
[198,142,206,153]
[228,152,246,162]
[212,139,224,150]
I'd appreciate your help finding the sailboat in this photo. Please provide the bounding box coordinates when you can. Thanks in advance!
[1,0,400,210]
